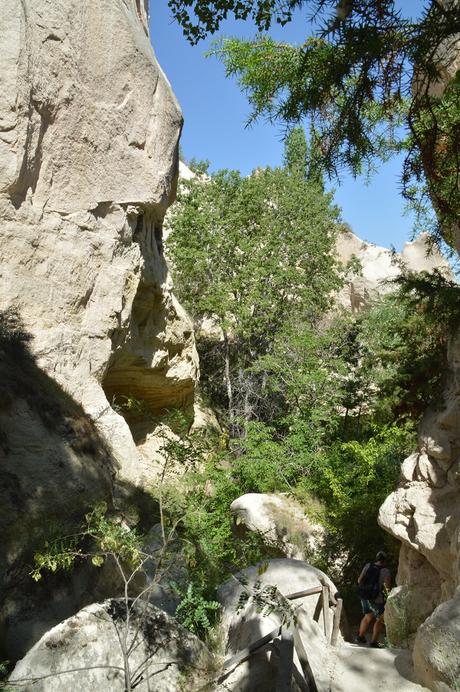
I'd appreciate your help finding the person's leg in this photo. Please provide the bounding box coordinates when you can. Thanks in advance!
[359,612,374,638]
[370,609,385,646]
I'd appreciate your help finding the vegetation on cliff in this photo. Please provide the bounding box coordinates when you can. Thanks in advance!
[164,130,457,605]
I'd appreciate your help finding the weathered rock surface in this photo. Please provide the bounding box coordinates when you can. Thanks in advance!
[0,328,121,660]
[379,332,460,650]
[0,0,197,488]
[336,230,451,312]
[9,600,213,691]
[230,493,325,560]
[217,559,338,691]
[0,0,198,662]
[387,13,460,684]
[412,589,460,692]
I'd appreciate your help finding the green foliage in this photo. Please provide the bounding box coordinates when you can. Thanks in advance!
[166,125,455,603]
[160,449,280,595]
[167,140,342,429]
[172,582,220,637]
[236,574,298,627]
[310,423,415,578]
[169,164,340,331]
[168,0,300,44]
[171,0,460,244]
[353,270,460,422]
[404,70,460,245]
[0,661,10,689]
[31,502,144,581]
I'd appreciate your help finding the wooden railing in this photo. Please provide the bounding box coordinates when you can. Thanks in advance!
[218,578,343,691]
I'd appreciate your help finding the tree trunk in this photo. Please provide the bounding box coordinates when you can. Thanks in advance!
[223,329,233,422]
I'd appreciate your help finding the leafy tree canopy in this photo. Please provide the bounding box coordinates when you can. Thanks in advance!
[169,0,460,245]
[167,130,343,426]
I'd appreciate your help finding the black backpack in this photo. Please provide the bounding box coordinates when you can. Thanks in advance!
[358,563,382,601]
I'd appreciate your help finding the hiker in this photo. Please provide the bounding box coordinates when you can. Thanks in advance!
[355,550,391,648]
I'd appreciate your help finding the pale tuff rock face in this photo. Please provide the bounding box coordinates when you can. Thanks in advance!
[379,331,460,685]
[10,600,213,692]
[0,0,198,662]
[336,230,451,312]
[0,0,198,486]
[378,15,460,686]
[230,492,325,560]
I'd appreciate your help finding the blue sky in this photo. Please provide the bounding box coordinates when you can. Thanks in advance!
[151,1,426,250]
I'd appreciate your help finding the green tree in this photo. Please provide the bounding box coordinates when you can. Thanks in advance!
[169,0,460,245]
[167,144,342,430]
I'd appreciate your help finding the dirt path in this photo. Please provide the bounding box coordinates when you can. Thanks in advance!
[329,643,430,692]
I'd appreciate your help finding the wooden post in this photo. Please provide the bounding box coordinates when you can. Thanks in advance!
[322,584,330,641]
[274,626,294,692]
[313,593,322,623]
[331,598,343,647]
[293,628,319,692]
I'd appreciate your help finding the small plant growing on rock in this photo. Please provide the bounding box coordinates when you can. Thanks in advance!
[172,582,220,637]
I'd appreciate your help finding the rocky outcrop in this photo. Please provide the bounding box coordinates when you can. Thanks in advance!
[378,9,460,689]
[0,0,198,488]
[9,600,214,691]
[412,589,460,691]
[379,331,460,679]
[0,0,198,662]
[336,230,451,312]
[217,559,338,691]
[230,493,325,560]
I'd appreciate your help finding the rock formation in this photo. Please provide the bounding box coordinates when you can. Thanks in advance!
[0,0,198,488]
[230,493,325,560]
[379,331,460,688]
[336,229,451,313]
[9,600,213,691]
[217,559,338,691]
[0,0,198,662]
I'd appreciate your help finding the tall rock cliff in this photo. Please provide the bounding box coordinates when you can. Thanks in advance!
[0,0,198,660]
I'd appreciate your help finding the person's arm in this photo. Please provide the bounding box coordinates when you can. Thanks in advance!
[358,564,368,584]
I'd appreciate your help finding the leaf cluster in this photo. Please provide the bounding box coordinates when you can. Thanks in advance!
[172,582,220,637]
[31,502,144,581]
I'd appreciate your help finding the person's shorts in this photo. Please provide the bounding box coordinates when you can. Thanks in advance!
[361,599,385,618]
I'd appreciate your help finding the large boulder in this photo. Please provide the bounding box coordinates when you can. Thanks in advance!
[412,589,460,692]
[230,493,325,560]
[9,600,214,691]
[217,559,339,691]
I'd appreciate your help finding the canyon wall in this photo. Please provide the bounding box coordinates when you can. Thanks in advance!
[0,0,198,660]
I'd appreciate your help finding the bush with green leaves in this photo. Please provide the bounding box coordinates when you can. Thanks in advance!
[172,582,220,637]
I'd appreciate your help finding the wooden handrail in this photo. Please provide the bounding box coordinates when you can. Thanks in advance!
[286,586,323,600]
[219,579,343,689]
[220,625,281,676]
